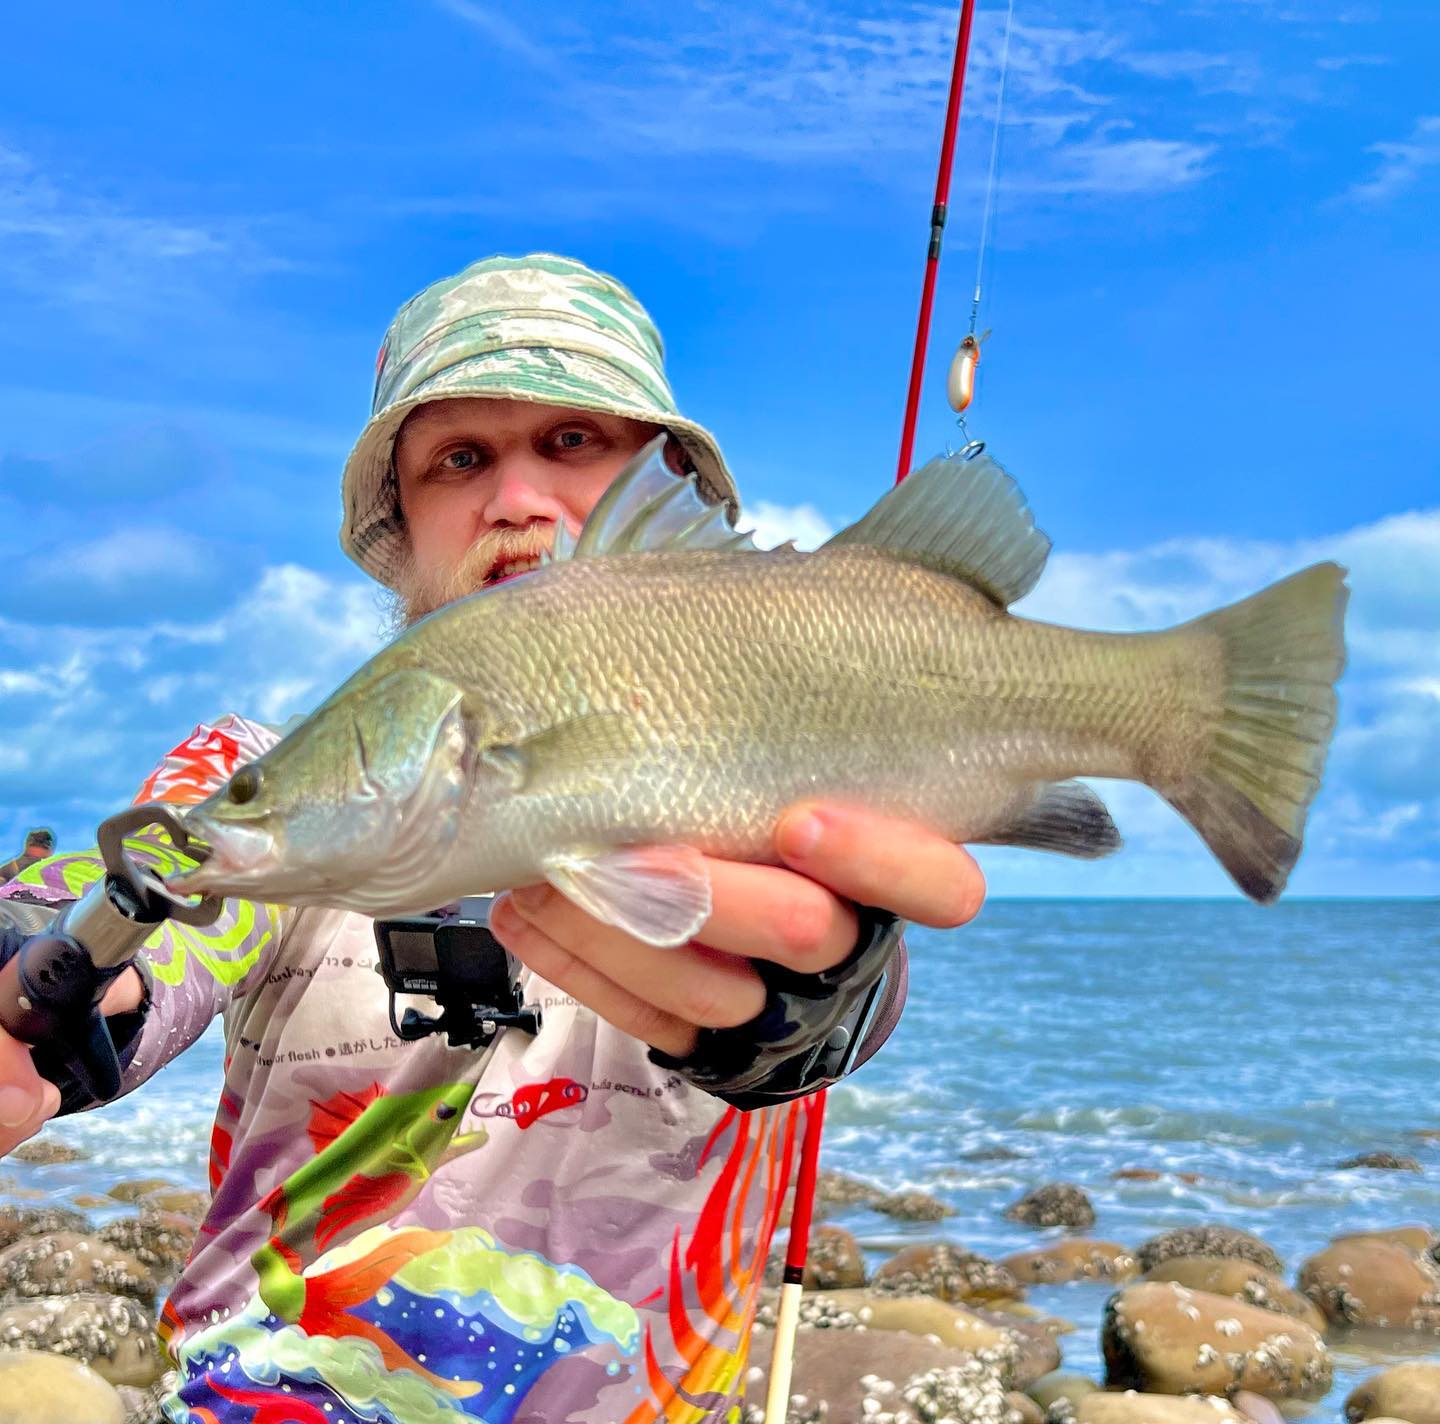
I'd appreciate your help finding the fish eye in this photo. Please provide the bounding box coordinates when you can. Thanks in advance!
[228,766,263,805]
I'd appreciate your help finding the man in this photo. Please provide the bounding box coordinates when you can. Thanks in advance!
[0,255,983,1422]
[0,828,54,884]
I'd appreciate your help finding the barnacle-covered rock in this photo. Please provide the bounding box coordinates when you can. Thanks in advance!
[1102,1281,1330,1402]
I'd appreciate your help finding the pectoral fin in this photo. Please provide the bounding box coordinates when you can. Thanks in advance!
[542,844,713,947]
[978,781,1122,858]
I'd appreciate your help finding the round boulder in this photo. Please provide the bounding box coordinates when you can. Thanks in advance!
[8,1139,87,1166]
[1136,1227,1281,1276]
[1345,1362,1440,1423]
[0,1233,156,1304]
[1003,1240,1138,1285]
[1298,1237,1440,1331]
[105,1180,174,1205]
[743,1320,1010,1423]
[0,1207,89,1252]
[0,1348,125,1424]
[1143,1255,1325,1333]
[815,1169,887,1210]
[97,1210,197,1279]
[1102,1281,1331,1402]
[871,1242,1023,1303]
[1005,1184,1096,1232]
[0,1294,161,1388]
[803,1225,866,1290]
[1027,1371,1100,1413]
[1336,1152,1423,1172]
[1335,1225,1439,1254]
[876,1189,953,1222]
[1076,1394,1247,1424]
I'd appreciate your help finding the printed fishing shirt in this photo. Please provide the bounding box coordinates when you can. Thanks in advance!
[4,716,808,1424]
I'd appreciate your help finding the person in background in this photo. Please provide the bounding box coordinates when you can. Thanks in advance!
[0,828,54,884]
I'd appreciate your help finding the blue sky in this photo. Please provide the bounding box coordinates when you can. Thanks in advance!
[1,0,1435,896]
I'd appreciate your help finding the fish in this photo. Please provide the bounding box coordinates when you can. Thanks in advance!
[170,437,1348,945]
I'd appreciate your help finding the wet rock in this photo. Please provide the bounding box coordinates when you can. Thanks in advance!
[1142,1255,1326,1332]
[876,1189,953,1222]
[0,1232,156,1304]
[1005,1184,1096,1232]
[1230,1389,1286,1424]
[1002,1240,1138,1285]
[1102,1281,1331,1402]
[980,1299,1078,1336]
[871,1242,1023,1302]
[70,1195,114,1211]
[0,1347,126,1423]
[743,1320,1011,1423]
[1136,1227,1282,1276]
[803,1225,867,1290]
[1298,1237,1440,1331]
[105,1180,175,1205]
[97,1210,197,1279]
[1337,1152,1423,1172]
[0,1206,89,1251]
[1027,1371,1099,1413]
[798,1289,1020,1371]
[963,1306,1062,1389]
[816,1169,888,1210]
[1335,1225,1439,1254]
[0,1293,161,1388]
[116,1374,176,1424]
[1075,1393,1247,1423]
[1345,1361,1440,1423]
[136,1188,208,1220]
[7,1138,87,1166]
[1008,1390,1046,1423]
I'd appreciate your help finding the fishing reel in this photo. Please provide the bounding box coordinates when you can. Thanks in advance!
[0,804,221,1104]
[374,897,542,1051]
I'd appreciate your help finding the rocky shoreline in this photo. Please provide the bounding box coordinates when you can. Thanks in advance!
[2,1144,1439,1422]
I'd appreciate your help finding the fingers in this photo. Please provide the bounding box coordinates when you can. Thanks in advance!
[0,1030,61,1158]
[775,802,986,929]
[491,893,710,1058]
[697,858,858,970]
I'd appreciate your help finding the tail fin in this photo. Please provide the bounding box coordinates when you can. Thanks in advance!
[1162,562,1348,903]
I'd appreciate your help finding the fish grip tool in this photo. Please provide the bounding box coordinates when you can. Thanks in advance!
[374,896,542,1051]
[0,803,221,1104]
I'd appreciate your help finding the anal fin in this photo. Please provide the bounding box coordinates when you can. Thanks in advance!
[978,781,1122,859]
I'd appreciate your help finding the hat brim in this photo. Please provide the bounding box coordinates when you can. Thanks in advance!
[339,348,737,590]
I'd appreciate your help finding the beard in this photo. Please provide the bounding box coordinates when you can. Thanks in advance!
[383,522,556,632]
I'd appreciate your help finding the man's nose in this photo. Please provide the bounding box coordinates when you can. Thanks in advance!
[479,454,566,529]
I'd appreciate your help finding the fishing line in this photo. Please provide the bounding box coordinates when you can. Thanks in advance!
[950,0,1015,458]
[969,0,1014,340]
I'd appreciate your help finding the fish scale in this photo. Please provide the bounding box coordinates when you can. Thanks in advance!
[174,441,1347,941]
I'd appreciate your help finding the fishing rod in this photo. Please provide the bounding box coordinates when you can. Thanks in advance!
[765,3,993,1421]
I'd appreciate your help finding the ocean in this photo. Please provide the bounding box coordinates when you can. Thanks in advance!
[9,898,1438,1414]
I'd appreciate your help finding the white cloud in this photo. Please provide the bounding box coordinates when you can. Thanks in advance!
[1344,115,1440,201]
[738,500,836,551]
[0,138,280,312]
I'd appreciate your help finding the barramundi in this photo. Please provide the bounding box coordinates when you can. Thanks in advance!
[172,440,1348,944]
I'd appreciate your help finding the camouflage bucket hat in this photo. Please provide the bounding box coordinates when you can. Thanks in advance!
[340,253,738,588]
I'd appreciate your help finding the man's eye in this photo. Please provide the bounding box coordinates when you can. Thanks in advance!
[441,448,481,471]
[555,429,591,451]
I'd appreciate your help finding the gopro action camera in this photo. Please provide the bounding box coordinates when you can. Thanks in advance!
[374,896,541,1050]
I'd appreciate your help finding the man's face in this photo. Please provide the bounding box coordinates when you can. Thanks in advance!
[390,398,665,624]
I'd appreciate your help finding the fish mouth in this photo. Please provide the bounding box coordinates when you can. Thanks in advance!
[167,817,280,894]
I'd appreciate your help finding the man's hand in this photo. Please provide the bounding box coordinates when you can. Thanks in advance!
[489,803,985,1059]
[0,968,143,1158]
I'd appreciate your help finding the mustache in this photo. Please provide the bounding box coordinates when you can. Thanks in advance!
[393,522,557,625]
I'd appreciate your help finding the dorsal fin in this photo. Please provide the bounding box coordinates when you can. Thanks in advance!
[822,449,1051,606]
[543,435,758,565]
